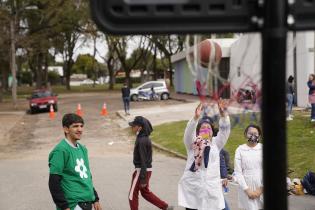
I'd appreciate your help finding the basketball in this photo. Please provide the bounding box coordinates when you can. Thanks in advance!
[198,40,222,67]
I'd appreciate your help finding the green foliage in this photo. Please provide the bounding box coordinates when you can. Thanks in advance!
[48,71,61,85]
[72,54,97,78]
[115,77,141,84]
[19,71,32,85]
[151,111,315,178]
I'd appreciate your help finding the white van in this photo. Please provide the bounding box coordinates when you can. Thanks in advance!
[130,80,170,101]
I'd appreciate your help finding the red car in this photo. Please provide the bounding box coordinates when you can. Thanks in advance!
[28,89,58,114]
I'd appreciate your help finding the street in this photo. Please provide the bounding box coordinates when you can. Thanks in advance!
[0,91,314,210]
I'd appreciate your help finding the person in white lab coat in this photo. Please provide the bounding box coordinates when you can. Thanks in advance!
[178,101,231,210]
[234,125,263,210]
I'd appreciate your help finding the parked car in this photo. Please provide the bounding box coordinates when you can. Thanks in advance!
[130,80,170,101]
[28,89,58,114]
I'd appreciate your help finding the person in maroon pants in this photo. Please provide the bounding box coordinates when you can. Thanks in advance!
[128,116,173,210]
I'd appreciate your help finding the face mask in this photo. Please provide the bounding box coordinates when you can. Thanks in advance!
[199,128,212,139]
[247,133,260,143]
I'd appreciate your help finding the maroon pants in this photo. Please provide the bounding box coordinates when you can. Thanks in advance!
[128,170,168,210]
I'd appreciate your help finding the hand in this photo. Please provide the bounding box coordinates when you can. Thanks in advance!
[222,178,228,188]
[65,208,70,210]
[217,98,228,117]
[252,187,263,197]
[140,183,147,188]
[93,201,102,210]
[194,103,203,120]
[245,189,259,200]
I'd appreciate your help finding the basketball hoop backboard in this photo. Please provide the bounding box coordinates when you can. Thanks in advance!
[90,0,262,34]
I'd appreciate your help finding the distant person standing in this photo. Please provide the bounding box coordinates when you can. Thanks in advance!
[122,83,131,115]
[307,74,315,122]
[286,75,295,121]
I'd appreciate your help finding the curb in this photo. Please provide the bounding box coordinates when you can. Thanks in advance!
[151,141,187,160]
[115,110,187,160]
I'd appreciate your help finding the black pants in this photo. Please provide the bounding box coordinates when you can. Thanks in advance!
[186,208,197,210]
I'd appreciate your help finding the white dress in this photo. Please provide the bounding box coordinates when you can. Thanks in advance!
[178,116,231,210]
[234,143,263,210]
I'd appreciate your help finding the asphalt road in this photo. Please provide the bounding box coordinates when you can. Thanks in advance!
[0,92,314,210]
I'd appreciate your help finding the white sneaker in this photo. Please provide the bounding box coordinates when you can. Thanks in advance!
[290,114,294,118]
[287,117,293,121]
[311,119,315,122]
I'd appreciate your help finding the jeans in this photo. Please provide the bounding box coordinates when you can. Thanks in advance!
[311,103,315,120]
[287,93,294,117]
[123,97,130,113]
[223,198,230,210]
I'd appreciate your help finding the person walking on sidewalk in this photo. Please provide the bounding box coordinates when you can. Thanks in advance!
[307,74,315,122]
[234,124,263,210]
[128,116,173,210]
[48,113,102,210]
[286,75,295,121]
[178,100,231,210]
[122,83,131,115]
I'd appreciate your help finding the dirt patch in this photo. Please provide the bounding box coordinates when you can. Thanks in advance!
[0,113,38,159]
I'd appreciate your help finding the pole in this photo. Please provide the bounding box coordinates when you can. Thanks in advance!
[10,12,17,109]
[262,0,288,210]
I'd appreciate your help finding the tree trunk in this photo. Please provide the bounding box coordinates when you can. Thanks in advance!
[36,53,43,89]
[43,53,49,86]
[167,55,173,87]
[107,59,115,90]
[125,68,131,88]
[153,46,157,80]
[64,60,72,90]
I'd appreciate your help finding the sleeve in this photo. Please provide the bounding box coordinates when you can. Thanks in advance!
[138,139,147,184]
[93,188,100,202]
[234,147,249,190]
[220,150,228,178]
[49,149,65,175]
[48,174,69,209]
[183,117,198,151]
[213,116,231,150]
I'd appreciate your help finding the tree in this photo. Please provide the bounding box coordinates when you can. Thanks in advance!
[113,36,152,87]
[149,35,185,87]
[72,54,97,78]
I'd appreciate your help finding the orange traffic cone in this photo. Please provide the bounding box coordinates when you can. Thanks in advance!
[101,103,108,116]
[76,103,83,116]
[49,104,55,120]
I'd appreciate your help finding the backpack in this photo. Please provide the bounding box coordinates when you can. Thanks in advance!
[301,171,315,195]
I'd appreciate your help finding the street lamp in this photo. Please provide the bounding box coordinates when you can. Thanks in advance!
[9,1,38,109]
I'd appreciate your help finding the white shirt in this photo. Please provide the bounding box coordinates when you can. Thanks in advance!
[178,116,230,210]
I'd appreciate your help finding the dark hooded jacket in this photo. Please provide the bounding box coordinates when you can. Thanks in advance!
[133,117,153,184]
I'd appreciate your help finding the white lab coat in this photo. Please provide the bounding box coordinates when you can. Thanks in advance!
[234,143,263,210]
[178,116,231,210]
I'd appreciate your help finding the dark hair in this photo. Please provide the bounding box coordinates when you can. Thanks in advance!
[244,124,262,137]
[62,113,84,128]
[288,75,294,83]
[196,116,218,137]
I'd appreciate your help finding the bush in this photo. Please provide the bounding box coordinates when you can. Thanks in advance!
[48,71,61,85]
[20,71,32,86]
[115,77,142,84]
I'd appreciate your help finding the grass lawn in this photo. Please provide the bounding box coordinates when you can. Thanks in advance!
[151,111,315,178]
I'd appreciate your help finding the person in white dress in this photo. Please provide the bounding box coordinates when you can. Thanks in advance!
[178,101,231,210]
[234,125,263,210]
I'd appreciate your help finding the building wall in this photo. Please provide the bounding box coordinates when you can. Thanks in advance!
[296,31,315,107]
